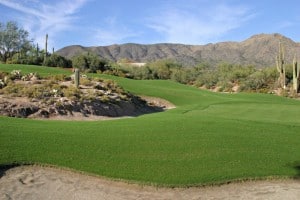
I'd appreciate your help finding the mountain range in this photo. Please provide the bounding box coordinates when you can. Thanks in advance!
[57,33,300,68]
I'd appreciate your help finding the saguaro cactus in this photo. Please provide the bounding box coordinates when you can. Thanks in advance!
[276,42,286,89]
[74,68,80,88]
[44,34,48,63]
[36,43,39,57]
[292,56,299,93]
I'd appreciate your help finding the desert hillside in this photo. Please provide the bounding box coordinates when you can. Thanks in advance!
[57,33,300,67]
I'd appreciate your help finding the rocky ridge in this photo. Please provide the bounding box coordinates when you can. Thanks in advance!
[57,33,300,68]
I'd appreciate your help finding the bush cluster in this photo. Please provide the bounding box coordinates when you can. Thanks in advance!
[5,43,72,68]
[98,60,281,93]
[43,54,72,68]
[71,53,109,72]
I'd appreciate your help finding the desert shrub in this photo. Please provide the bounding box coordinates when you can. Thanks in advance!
[213,63,254,86]
[0,72,11,88]
[153,64,171,79]
[238,67,278,93]
[279,88,289,97]
[217,81,234,92]
[0,71,9,79]
[145,59,181,80]
[119,94,129,101]
[94,84,106,90]
[100,95,110,102]
[112,85,126,94]
[43,54,72,68]
[93,77,104,83]
[21,72,40,81]
[102,68,128,77]
[170,68,189,84]
[72,54,88,70]
[62,86,82,99]
[239,70,268,92]
[195,71,218,88]
[193,63,279,92]
[0,79,5,89]
[50,74,69,81]
[95,90,104,96]
[10,70,22,80]
[285,64,293,85]
[136,66,152,79]
[2,83,24,97]
[22,85,47,98]
[72,53,109,72]
[80,77,93,86]
[191,63,211,76]
[8,52,43,65]
[22,83,63,99]
[289,88,299,98]
[84,90,97,101]
[102,79,117,89]
[43,80,57,88]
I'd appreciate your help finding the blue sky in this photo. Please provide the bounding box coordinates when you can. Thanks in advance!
[0,0,299,50]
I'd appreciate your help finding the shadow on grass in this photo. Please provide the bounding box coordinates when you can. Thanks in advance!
[294,164,300,180]
[0,163,22,178]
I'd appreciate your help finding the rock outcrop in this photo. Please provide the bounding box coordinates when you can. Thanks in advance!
[0,96,164,120]
[0,74,171,120]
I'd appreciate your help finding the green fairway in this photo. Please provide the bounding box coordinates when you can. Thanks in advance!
[1,64,300,186]
[0,64,72,77]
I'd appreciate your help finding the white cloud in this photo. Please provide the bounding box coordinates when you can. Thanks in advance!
[147,3,255,44]
[0,0,89,49]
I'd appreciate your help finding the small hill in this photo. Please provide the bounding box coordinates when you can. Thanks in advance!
[57,33,300,68]
[0,71,168,120]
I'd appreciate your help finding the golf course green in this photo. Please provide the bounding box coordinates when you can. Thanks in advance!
[0,64,300,186]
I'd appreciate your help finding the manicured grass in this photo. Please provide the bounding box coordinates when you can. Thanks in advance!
[1,64,300,186]
[0,63,72,77]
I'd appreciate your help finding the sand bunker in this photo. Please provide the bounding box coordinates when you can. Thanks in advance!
[0,166,299,200]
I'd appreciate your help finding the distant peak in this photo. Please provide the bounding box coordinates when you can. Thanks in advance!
[248,33,281,39]
[243,33,295,43]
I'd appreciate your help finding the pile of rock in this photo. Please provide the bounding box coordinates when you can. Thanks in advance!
[0,70,164,120]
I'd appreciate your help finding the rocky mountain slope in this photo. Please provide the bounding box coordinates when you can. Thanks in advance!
[57,33,300,68]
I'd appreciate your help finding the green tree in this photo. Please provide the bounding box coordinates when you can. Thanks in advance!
[71,53,108,72]
[72,54,88,70]
[171,68,189,84]
[8,43,43,65]
[86,53,107,72]
[0,21,31,63]
[130,66,153,80]
[148,59,180,80]
[43,53,72,68]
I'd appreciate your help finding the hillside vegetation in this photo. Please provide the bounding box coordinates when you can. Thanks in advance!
[0,64,300,186]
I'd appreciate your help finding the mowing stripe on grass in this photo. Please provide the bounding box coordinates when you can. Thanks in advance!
[1,64,300,186]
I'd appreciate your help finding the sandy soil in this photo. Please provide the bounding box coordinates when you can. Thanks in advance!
[0,166,299,200]
[140,96,176,110]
